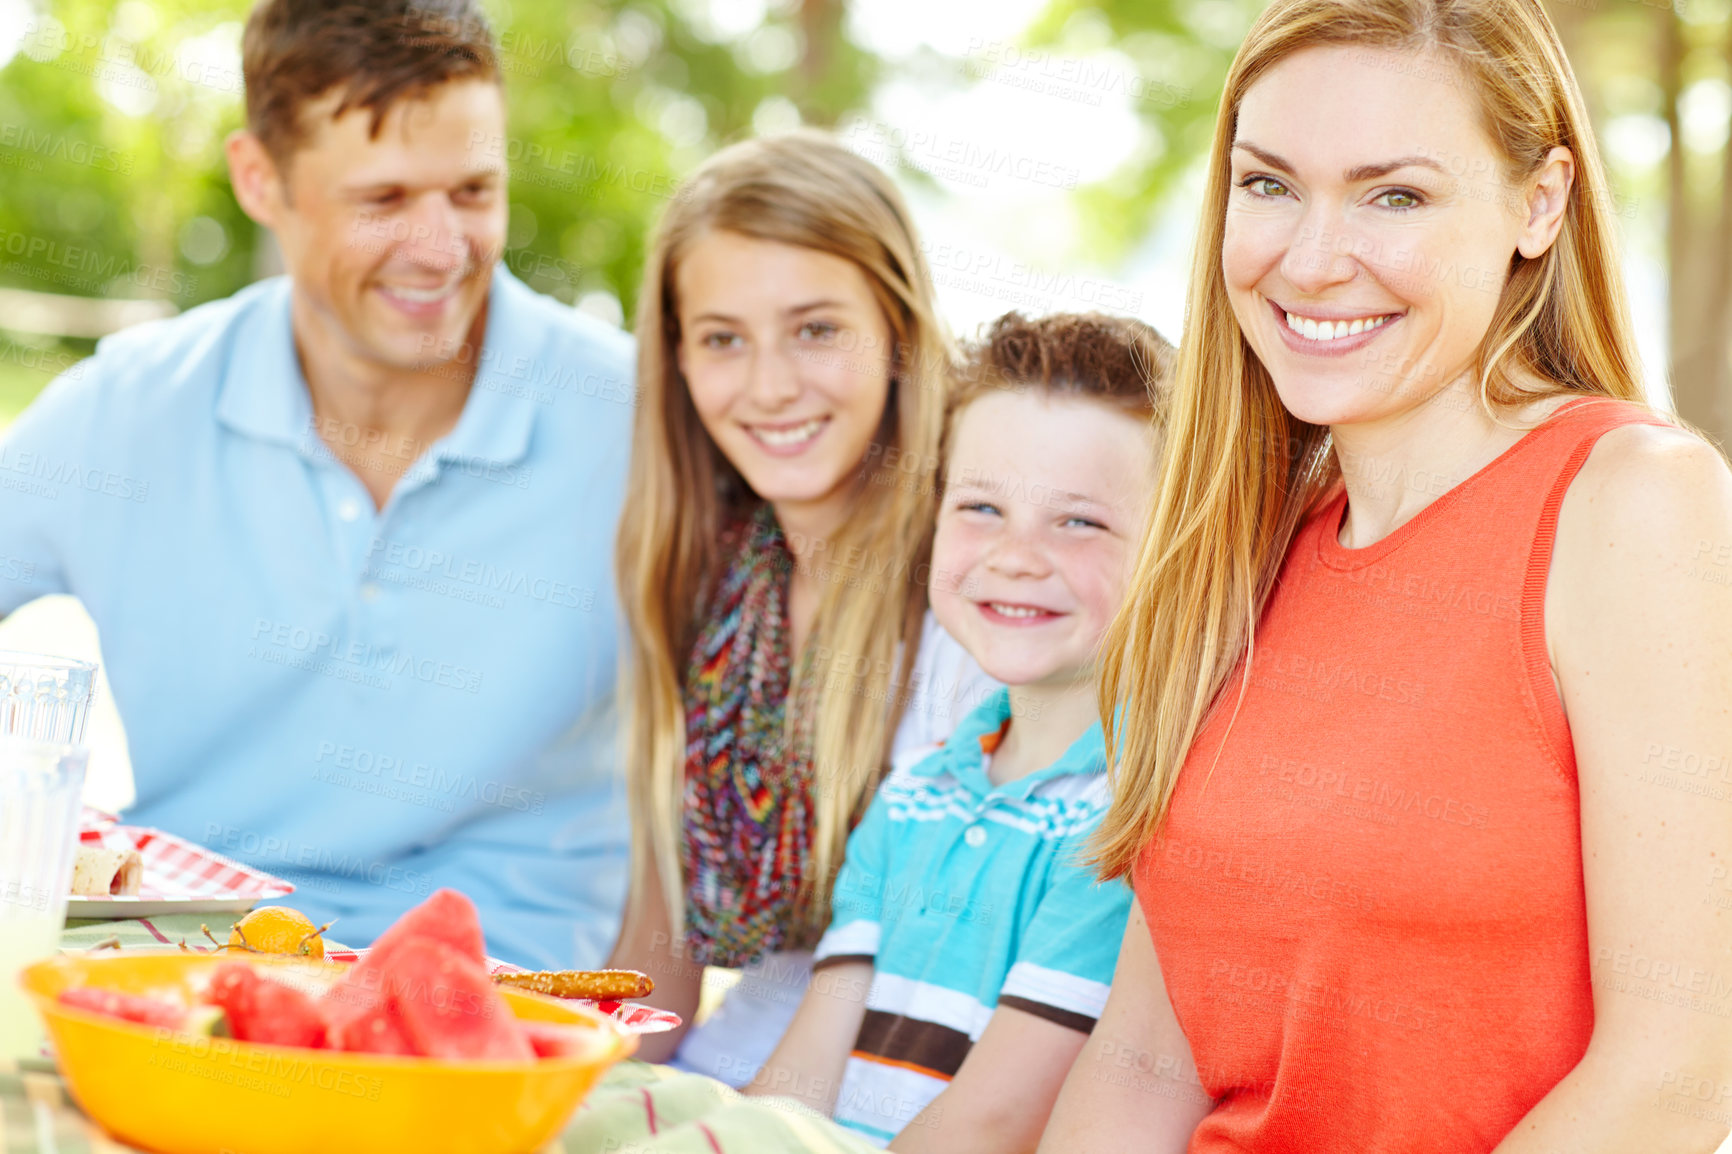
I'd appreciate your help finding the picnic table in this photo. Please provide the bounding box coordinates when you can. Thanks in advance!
[2,917,877,1154]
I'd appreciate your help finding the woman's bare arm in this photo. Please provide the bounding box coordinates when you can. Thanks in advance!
[605,857,705,1063]
[1037,903,1213,1153]
[1494,425,1732,1152]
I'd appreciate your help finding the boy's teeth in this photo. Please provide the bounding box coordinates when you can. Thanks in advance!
[991,603,1042,618]
[1285,311,1392,341]
[754,417,826,447]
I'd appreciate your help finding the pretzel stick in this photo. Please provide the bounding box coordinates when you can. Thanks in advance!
[492,968,655,1000]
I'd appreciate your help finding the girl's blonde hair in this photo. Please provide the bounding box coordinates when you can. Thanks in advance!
[1092,0,1645,878]
[617,131,949,939]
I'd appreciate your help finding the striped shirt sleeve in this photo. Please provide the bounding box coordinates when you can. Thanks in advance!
[814,788,894,970]
[997,835,1133,1033]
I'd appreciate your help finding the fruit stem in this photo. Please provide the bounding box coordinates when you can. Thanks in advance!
[297,919,336,954]
[204,923,253,952]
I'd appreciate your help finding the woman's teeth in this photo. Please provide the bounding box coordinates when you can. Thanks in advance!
[990,603,1045,619]
[753,417,826,447]
[1285,311,1395,342]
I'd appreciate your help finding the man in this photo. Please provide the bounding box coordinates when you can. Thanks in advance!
[0,0,634,968]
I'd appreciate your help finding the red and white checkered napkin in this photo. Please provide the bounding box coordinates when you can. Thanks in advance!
[328,946,683,1035]
[76,807,296,901]
[579,999,682,1034]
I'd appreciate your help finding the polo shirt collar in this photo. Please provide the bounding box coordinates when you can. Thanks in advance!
[215,277,309,451]
[215,267,541,468]
[437,267,539,467]
[913,687,1108,799]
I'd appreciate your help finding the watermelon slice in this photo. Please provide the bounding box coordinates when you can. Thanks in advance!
[521,1021,608,1061]
[57,987,187,1030]
[332,998,417,1055]
[204,963,329,1049]
[319,958,416,1054]
[388,938,531,1061]
[321,888,488,1051]
[320,954,387,1040]
[365,888,487,965]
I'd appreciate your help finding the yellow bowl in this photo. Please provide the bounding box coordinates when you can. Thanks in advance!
[22,951,636,1154]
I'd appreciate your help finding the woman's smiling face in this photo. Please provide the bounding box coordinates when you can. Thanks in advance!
[1223,45,1544,426]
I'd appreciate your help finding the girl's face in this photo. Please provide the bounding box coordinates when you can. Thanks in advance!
[930,390,1156,692]
[1222,45,1565,426]
[675,230,895,534]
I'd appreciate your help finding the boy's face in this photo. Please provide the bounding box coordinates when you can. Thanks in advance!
[230,79,508,372]
[930,389,1157,691]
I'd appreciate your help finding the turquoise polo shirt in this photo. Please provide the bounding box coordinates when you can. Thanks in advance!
[813,688,1133,1146]
[0,268,635,969]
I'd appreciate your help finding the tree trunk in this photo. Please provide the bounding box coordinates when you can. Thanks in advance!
[1664,5,1732,446]
[1711,18,1732,443]
[796,0,838,120]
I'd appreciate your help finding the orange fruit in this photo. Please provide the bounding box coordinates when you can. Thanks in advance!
[229,906,326,959]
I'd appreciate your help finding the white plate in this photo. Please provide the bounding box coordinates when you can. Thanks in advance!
[65,894,266,920]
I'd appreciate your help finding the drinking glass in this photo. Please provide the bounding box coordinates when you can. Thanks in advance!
[0,650,98,745]
[0,738,89,1058]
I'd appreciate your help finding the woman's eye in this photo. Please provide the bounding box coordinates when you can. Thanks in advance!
[700,332,742,351]
[1063,516,1106,530]
[1375,188,1423,210]
[957,501,999,516]
[797,320,839,342]
[1239,175,1291,199]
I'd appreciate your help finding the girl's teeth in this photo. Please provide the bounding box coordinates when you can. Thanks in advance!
[991,603,1042,618]
[1285,311,1393,342]
[754,418,825,447]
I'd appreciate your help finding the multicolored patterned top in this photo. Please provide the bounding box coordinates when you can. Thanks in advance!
[680,506,820,968]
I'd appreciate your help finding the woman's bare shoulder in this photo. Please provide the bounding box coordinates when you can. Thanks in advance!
[1566,417,1729,525]
[1551,416,1732,613]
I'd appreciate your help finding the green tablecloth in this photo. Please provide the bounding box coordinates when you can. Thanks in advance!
[3,919,878,1154]
[59,915,244,954]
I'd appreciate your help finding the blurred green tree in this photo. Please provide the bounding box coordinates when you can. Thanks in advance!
[1015,0,1260,260]
[1019,0,1732,446]
[0,0,878,351]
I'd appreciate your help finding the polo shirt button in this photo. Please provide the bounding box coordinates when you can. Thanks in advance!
[964,825,987,848]
[360,582,381,603]
[337,497,363,523]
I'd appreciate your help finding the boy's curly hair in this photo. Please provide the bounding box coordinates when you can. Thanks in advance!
[951,312,1175,433]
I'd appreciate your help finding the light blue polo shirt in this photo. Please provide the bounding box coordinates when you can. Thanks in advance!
[0,267,635,969]
[813,688,1132,1146]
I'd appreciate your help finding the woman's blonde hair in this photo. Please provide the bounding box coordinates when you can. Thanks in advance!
[617,131,949,939]
[1093,0,1646,878]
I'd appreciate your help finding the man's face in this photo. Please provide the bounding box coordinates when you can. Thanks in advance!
[256,80,508,372]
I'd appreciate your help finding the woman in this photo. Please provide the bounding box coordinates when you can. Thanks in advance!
[1039,0,1732,1150]
[607,132,994,1077]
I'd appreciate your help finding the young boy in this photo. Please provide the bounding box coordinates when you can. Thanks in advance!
[745,312,1174,1150]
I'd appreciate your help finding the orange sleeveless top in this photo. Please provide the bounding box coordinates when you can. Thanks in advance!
[1135,398,1669,1153]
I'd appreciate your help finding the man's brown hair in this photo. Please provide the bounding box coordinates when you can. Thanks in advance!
[243,0,501,168]
[951,311,1175,433]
